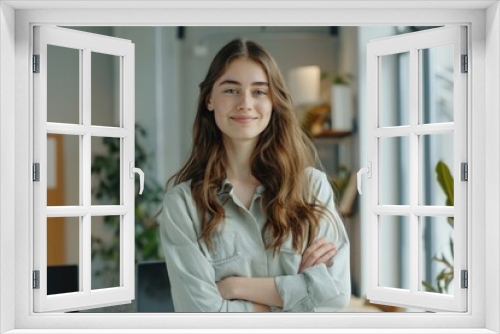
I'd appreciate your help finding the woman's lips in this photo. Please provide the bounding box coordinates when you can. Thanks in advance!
[230,117,256,124]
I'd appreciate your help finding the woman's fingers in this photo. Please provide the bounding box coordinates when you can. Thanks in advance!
[300,238,336,271]
[312,244,337,267]
[300,238,327,269]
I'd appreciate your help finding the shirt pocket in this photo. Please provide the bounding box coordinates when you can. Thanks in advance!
[201,231,241,266]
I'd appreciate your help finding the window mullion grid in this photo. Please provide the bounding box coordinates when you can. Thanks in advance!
[46,123,128,137]
[82,47,92,295]
[409,47,420,295]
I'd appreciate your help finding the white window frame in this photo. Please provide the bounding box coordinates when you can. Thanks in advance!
[0,1,498,333]
[365,26,467,312]
[33,25,136,313]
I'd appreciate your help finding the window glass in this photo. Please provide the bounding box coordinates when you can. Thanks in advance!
[91,52,121,127]
[47,45,80,124]
[421,44,454,124]
[47,134,80,206]
[47,217,80,295]
[91,137,121,206]
[421,216,454,295]
[91,216,121,290]
[421,133,454,206]
[380,52,410,127]
[379,215,410,290]
[380,136,410,205]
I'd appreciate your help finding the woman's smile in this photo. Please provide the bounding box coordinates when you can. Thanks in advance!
[230,115,257,124]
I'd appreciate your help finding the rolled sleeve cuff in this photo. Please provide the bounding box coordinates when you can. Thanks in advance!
[220,299,255,312]
[274,264,338,312]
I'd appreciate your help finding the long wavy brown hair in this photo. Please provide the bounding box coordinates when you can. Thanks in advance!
[168,39,337,254]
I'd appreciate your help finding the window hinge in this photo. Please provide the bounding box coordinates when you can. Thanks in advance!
[33,270,40,289]
[461,162,468,181]
[461,270,468,289]
[33,54,40,73]
[461,54,468,73]
[33,163,40,182]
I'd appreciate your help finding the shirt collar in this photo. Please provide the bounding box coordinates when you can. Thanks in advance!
[217,179,266,196]
[218,179,234,195]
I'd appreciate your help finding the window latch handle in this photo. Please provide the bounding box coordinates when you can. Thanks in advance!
[129,162,144,195]
[357,161,372,195]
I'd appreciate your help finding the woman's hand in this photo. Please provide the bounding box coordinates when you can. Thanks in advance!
[252,302,271,312]
[217,276,284,308]
[216,277,238,300]
[217,279,272,311]
[299,237,338,274]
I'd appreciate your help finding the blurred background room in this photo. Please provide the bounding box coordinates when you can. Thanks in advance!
[46,26,454,313]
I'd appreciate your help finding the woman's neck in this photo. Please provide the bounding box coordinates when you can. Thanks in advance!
[223,138,258,184]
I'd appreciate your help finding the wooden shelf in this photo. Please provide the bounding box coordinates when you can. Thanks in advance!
[311,130,351,139]
[310,130,352,145]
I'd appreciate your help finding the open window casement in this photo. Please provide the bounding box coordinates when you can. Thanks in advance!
[359,26,467,312]
[33,26,141,312]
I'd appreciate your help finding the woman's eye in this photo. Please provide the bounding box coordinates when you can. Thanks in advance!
[254,90,267,96]
[224,88,238,94]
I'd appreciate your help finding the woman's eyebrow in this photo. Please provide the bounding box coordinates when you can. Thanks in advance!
[219,80,269,86]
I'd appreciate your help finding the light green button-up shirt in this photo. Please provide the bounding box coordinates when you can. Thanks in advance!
[160,167,351,312]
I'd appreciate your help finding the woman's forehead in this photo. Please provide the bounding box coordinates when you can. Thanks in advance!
[218,58,268,82]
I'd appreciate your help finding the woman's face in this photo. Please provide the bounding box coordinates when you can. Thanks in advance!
[207,58,273,145]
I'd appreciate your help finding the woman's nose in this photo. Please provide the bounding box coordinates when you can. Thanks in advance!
[237,91,252,110]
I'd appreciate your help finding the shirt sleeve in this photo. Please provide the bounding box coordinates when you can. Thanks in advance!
[160,190,254,312]
[273,169,351,312]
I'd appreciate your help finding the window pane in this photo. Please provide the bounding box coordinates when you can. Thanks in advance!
[47,217,80,295]
[380,136,410,205]
[91,52,121,127]
[421,133,454,206]
[47,45,80,124]
[379,215,410,290]
[421,216,454,295]
[91,216,120,290]
[47,134,80,206]
[91,137,121,206]
[420,44,454,124]
[380,52,410,127]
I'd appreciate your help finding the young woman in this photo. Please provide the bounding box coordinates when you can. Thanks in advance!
[160,39,350,312]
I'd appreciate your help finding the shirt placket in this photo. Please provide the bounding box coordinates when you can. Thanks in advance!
[226,185,269,277]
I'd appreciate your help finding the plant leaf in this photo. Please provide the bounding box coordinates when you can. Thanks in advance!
[435,161,454,206]
[422,280,437,293]
[450,238,454,259]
